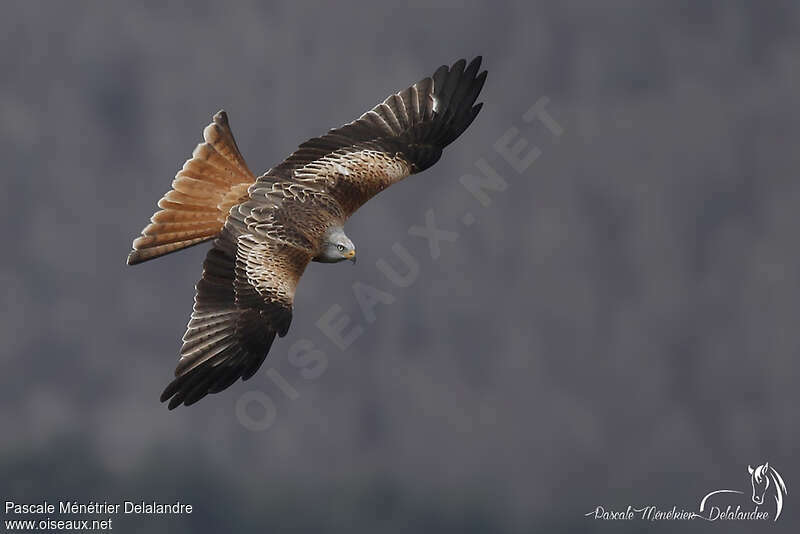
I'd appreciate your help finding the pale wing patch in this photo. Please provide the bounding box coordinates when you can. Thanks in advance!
[238,234,308,304]
[291,147,412,216]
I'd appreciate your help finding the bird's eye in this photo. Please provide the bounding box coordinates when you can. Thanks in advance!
[336,244,345,252]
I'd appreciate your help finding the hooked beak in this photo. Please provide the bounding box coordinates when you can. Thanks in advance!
[345,249,356,264]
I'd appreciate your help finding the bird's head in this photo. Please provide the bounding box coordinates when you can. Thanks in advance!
[315,226,356,263]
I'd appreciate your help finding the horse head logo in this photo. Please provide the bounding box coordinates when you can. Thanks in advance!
[748,462,788,519]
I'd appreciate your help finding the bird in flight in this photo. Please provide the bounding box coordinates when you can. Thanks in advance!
[128,57,487,409]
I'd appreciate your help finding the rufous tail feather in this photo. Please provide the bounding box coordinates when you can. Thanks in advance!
[127,111,255,265]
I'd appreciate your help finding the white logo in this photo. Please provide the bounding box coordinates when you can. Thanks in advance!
[585,462,788,523]
[699,462,788,522]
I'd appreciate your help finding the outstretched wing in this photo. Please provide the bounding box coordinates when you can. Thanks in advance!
[160,200,315,409]
[254,57,487,217]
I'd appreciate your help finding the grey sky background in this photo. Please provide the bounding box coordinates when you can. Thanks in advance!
[2,1,799,532]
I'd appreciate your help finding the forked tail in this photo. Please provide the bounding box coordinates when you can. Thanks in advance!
[127,111,256,265]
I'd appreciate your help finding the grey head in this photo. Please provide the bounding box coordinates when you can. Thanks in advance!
[314,226,356,263]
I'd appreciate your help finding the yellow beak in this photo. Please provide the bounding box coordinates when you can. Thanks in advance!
[345,249,356,262]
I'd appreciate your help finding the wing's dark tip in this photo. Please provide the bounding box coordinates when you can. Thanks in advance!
[167,394,183,410]
[161,369,212,410]
[160,375,181,403]
[405,56,487,171]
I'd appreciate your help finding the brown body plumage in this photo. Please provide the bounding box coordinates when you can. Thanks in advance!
[128,57,488,409]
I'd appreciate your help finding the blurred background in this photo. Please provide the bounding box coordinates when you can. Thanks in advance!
[2,1,799,532]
